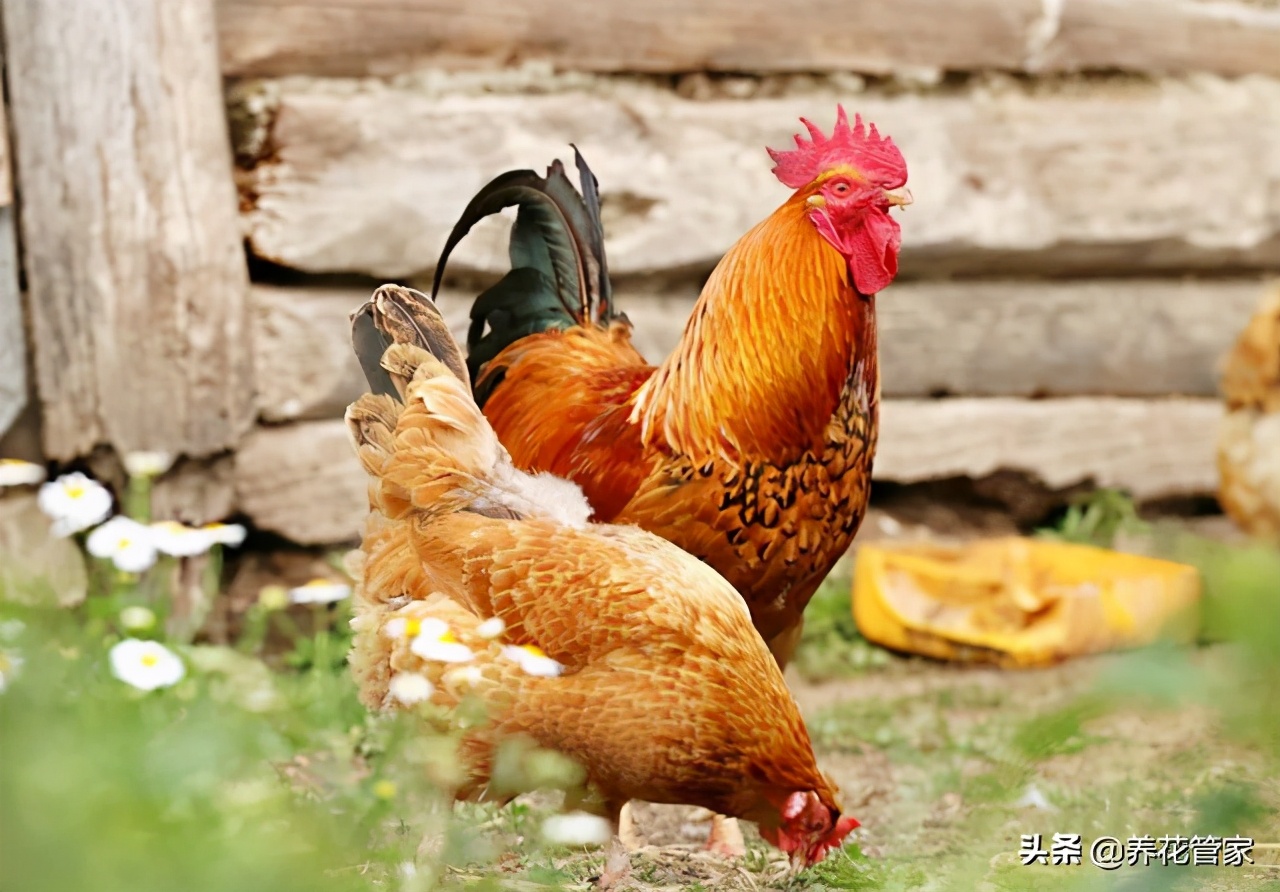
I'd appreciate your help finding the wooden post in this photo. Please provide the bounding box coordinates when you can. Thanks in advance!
[2,0,254,462]
[0,95,26,441]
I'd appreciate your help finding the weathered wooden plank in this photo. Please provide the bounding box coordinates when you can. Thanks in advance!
[1035,0,1280,77]
[250,286,368,422]
[248,277,1270,422]
[876,397,1222,499]
[236,398,1221,544]
[0,94,22,439]
[215,0,1280,79]
[3,0,255,461]
[0,97,13,208]
[877,279,1270,398]
[216,0,1041,78]
[239,77,1280,282]
[234,419,369,545]
[0,211,25,439]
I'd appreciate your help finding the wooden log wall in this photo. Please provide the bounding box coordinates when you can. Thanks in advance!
[4,0,1279,545]
[3,0,255,463]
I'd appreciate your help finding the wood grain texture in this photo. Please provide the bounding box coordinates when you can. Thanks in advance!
[1036,0,1280,77]
[0,92,21,437]
[239,77,1280,281]
[248,278,1268,424]
[233,419,370,544]
[215,0,1280,79]
[875,397,1222,499]
[875,279,1268,398]
[3,0,255,460]
[0,98,13,207]
[0,211,26,439]
[236,398,1222,544]
[250,285,369,422]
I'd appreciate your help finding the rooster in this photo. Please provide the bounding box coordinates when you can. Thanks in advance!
[356,106,909,668]
[353,106,907,854]
[344,296,859,867]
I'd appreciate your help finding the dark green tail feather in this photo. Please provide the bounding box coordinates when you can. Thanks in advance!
[429,149,615,406]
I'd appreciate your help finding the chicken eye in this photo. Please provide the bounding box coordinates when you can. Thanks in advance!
[830,181,851,196]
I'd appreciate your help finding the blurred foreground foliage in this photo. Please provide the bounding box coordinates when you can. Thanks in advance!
[0,591,598,892]
[0,472,587,892]
[0,599,473,892]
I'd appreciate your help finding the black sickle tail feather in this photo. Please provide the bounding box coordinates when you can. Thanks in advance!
[428,148,616,406]
[350,285,471,399]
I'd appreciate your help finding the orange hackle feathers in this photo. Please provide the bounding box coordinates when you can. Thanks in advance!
[631,194,866,464]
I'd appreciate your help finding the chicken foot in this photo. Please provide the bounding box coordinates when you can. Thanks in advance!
[704,814,747,857]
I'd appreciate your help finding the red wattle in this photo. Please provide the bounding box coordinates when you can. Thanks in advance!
[847,208,901,295]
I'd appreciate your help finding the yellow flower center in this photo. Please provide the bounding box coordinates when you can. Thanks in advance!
[404,618,421,637]
[118,538,131,549]
[140,654,159,667]
[372,779,397,800]
[521,645,548,658]
[439,631,459,644]
[66,485,85,499]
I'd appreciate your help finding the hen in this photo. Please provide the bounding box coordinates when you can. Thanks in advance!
[344,294,858,867]
[1218,284,1280,541]
[357,106,910,672]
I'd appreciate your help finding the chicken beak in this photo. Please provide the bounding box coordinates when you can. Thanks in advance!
[884,188,913,208]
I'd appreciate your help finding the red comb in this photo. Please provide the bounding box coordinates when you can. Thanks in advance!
[767,105,907,191]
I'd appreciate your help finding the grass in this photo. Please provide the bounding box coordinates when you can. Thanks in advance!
[2,488,1280,891]
[791,556,890,682]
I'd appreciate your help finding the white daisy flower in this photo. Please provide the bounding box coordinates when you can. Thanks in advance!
[38,472,113,537]
[541,811,613,846]
[109,638,185,691]
[0,459,46,487]
[201,522,247,547]
[87,516,159,573]
[383,615,446,641]
[122,451,176,478]
[502,644,564,677]
[148,521,216,557]
[410,624,474,663]
[287,579,352,605]
[475,616,506,639]
[119,605,157,632]
[388,672,435,705]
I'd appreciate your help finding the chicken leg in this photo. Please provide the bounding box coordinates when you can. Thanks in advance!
[704,814,747,857]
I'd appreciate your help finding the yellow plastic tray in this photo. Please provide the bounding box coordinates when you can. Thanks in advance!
[852,537,1201,668]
